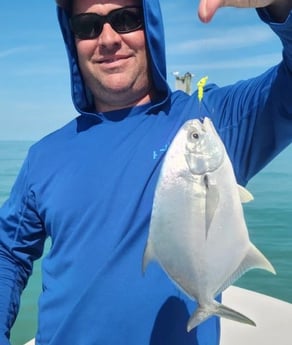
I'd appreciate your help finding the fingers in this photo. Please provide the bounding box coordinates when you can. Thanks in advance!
[198,0,275,22]
[198,0,222,22]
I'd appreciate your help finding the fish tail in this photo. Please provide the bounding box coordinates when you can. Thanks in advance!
[187,301,256,332]
[214,302,256,326]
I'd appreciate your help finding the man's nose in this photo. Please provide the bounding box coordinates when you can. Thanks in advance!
[98,23,122,47]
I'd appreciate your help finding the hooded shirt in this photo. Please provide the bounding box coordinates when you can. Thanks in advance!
[0,1,292,345]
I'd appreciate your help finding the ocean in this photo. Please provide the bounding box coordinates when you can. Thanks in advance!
[0,140,291,345]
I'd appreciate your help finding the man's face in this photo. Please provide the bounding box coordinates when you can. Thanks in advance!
[72,0,154,112]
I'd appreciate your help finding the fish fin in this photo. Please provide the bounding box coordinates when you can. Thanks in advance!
[204,175,219,238]
[142,240,155,274]
[241,243,276,275]
[187,301,256,332]
[215,243,276,296]
[238,185,254,203]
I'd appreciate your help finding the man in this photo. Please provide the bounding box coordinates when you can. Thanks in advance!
[0,0,291,344]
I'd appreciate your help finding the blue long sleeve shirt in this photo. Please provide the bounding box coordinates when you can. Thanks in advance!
[1,3,292,345]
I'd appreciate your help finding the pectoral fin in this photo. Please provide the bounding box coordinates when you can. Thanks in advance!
[204,175,219,238]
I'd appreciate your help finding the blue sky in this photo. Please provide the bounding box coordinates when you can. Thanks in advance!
[0,0,282,140]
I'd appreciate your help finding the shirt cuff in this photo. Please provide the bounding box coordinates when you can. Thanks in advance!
[257,7,292,26]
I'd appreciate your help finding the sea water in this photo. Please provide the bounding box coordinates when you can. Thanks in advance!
[0,140,291,345]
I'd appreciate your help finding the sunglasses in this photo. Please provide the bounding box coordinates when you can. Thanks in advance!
[70,6,143,40]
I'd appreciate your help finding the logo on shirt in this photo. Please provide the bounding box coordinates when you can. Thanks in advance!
[152,143,169,160]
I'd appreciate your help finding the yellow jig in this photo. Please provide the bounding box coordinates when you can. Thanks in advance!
[197,76,208,103]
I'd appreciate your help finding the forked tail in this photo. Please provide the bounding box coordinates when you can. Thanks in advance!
[187,300,256,332]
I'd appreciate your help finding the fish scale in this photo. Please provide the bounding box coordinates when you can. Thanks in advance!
[143,117,276,332]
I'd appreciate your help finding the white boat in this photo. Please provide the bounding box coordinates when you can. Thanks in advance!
[23,340,34,345]
[220,286,292,345]
[23,286,292,345]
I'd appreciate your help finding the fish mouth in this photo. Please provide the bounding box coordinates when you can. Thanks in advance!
[202,117,216,133]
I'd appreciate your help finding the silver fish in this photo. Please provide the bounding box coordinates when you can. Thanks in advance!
[143,117,276,332]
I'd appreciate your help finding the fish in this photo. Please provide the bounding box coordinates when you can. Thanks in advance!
[143,117,276,332]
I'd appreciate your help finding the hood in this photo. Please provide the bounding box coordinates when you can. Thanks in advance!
[55,0,171,115]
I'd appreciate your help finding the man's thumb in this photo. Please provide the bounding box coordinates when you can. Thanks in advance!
[198,0,222,23]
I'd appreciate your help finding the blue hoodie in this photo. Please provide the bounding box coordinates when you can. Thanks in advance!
[0,2,292,344]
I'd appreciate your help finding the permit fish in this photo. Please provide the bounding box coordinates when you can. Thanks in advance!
[143,117,276,332]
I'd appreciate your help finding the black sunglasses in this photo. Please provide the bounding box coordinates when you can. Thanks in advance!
[70,6,143,40]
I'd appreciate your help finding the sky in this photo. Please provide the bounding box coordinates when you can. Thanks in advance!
[0,0,282,140]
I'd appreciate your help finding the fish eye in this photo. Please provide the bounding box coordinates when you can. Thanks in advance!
[190,131,199,140]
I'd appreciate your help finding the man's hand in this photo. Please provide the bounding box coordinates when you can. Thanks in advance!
[198,0,290,22]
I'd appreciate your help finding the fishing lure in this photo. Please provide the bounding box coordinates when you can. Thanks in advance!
[197,76,208,103]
